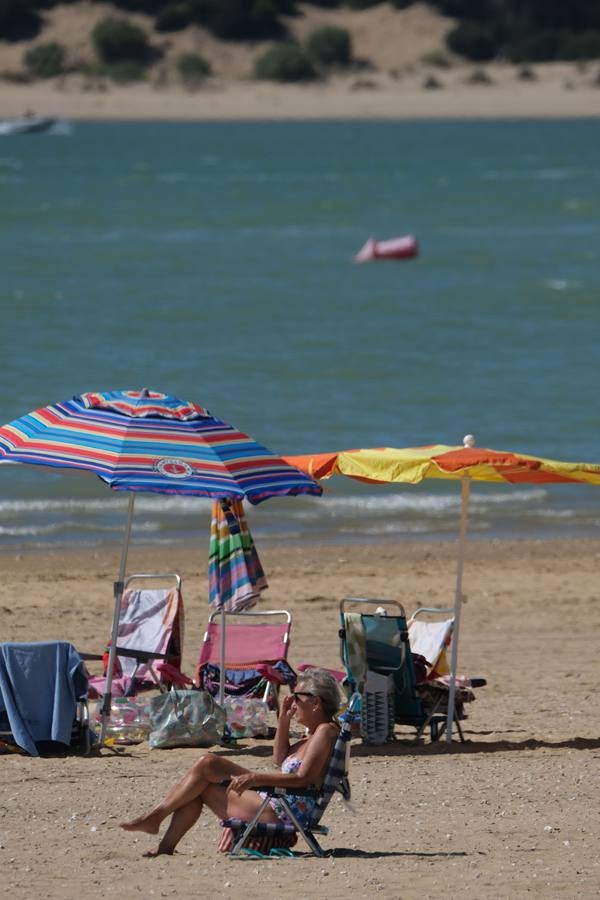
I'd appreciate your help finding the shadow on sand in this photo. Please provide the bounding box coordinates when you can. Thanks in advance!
[325,848,469,860]
[350,733,600,757]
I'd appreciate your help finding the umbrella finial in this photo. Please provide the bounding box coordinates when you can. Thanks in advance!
[140,388,150,398]
[463,434,475,448]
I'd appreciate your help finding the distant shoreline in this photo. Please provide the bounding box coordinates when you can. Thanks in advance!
[2,62,600,121]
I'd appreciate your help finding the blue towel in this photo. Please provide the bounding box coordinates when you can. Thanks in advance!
[0,641,88,757]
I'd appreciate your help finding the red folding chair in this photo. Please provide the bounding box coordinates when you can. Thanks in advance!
[194,609,294,713]
[86,573,184,699]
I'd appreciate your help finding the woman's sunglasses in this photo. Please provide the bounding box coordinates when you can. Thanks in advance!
[292,691,317,702]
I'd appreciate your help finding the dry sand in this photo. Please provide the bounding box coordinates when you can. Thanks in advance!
[1,61,600,121]
[1,538,599,898]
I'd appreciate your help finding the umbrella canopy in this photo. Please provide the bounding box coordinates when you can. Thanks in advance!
[284,443,600,487]
[0,390,321,504]
[0,389,320,746]
[284,438,600,743]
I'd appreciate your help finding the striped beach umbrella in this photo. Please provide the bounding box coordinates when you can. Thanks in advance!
[0,389,320,745]
[285,438,600,743]
[0,389,321,503]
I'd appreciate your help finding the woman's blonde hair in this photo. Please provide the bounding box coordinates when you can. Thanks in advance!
[296,667,343,719]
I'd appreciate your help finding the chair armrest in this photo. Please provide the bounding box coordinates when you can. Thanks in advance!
[113,647,173,663]
[219,778,319,799]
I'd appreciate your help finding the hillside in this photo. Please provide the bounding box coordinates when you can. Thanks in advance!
[1,2,599,120]
[0,2,454,83]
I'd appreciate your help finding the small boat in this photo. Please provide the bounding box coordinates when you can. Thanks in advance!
[0,115,56,135]
[354,234,418,263]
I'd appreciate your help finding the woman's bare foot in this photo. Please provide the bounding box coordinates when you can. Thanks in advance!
[142,846,175,858]
[119,813,161,835]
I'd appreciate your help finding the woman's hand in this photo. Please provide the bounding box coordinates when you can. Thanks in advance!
[280,693,295,722]
[226,773,256,796]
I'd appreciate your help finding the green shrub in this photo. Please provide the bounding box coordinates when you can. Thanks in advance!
[560,31,600,61]
[516,64,536,81]
[189,0,288,41]
[305,25,352,66]
[155,3,193,32]
[420,49,452,68]
[92,17,150,64]
[0,0,41,42]
[23,41,65,78]
[254,43,315,81]
[466,67,493,84]
[176,52,212,86]
[104,60,147,82]
[446,21,497,61]
[343,0,381,8]
[422,73,443,89]
[506,30,562,63]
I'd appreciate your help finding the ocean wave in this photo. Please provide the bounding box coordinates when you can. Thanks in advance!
[0,488,548,520]
[289,488,547,515]
[0,496,213,515]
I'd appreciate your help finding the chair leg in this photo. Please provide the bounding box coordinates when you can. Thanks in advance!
[413,693,444,743]
[277,799,325,857]
[230,797,271,856]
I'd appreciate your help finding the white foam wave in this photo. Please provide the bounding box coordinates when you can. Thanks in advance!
[0,496,213,515]
[0,489,548,521]
[296,488,547,515]
[545,278,581,291]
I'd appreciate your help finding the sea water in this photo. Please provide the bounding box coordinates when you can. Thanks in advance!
[1,119,600,549]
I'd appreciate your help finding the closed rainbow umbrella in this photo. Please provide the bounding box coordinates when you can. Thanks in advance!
[209,499,268,703]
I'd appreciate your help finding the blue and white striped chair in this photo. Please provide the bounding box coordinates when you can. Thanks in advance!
[220,693,360,857]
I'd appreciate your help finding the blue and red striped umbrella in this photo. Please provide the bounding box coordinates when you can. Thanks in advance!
[0,389,321,504]
[0,389,320,744]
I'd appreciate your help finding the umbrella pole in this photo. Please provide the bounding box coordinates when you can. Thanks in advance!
[445,477,470,745]
[99,493,136,747]
[219,605,226,706]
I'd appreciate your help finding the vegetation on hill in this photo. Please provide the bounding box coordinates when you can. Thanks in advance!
[1,0,600,85]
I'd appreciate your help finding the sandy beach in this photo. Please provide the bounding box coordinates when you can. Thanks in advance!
[1,537,599,898]
[1,62,600,121]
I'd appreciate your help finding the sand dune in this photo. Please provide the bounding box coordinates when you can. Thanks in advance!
[1,2,600,120]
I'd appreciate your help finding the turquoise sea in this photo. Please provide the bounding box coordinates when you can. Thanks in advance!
[1,118,600,550]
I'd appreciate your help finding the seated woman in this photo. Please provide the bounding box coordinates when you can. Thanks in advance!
[120,667,342,856]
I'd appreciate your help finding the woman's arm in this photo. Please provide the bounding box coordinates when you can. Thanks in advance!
[272,693,294,766]
[228,722,338,795]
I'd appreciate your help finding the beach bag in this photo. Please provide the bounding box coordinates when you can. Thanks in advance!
[223,696,270,738]
[148,690,225,749]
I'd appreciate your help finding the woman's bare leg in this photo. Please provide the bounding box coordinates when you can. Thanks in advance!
[143,798,205,857]
[119,754,249,836]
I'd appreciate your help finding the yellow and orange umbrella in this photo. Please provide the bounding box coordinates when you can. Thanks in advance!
[285,438,600,742]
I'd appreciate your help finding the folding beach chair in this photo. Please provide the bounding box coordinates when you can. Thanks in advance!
[220,693,360,857]
[408,607,455,680]
[86,573,185,700]
[194,609,295,714]
[0,640,91,756]
[408,606,486,741]
[339,597,466,744]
